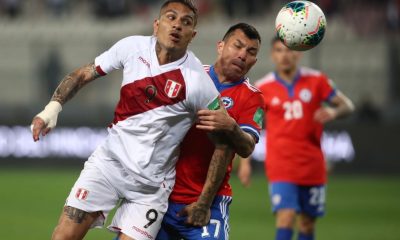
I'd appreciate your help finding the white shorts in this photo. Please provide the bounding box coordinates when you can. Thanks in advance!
[65,151,174,240]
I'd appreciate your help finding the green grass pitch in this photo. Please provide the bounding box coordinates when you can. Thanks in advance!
[0,167,399,239]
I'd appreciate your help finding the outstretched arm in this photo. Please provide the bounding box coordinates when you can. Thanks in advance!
[31,63,102,141]
[51,62,101,105]
[314,91,355,124]
[196,102,255,158]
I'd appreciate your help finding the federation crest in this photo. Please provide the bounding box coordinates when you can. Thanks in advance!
[299,88,312,103]
[75,188,89,200]
[221,97,234,109]
[164,79,182,98]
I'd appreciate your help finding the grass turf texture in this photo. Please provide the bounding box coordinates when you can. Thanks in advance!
[0,167,399,239]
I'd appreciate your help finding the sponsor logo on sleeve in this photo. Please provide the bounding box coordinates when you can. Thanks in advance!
[253,107,264,128]
[207,97,220,110]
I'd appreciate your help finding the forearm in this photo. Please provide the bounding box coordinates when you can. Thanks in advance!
[334,101,355,119]
[51,63,100,105]
[197,144,233,208]
[331,91,355,119]
[333,104,353,119]
[226,124,255,158]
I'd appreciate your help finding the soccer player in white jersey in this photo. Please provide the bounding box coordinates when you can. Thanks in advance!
[30,1,233,240]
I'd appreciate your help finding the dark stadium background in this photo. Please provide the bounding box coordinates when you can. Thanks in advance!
[0,0,399,239]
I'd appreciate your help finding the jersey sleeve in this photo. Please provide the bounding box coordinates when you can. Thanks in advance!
[185,60,220,113]
[319,74,337,103]
[236,91,265,143]
[94,37,131,75]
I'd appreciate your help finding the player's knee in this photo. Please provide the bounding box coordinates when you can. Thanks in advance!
[276,209,296,228]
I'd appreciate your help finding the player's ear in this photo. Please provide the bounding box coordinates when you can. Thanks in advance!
[153,19,159,35]
[191,30,197,39]
[217,41,224,55]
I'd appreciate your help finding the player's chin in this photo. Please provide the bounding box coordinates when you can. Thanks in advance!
[226,70,244,81]
[165,41,183,50]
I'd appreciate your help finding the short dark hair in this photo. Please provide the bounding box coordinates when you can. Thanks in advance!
[222,23,261,43]
[160,0,198,26]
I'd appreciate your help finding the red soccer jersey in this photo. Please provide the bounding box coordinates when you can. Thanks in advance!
[256,67,336,185]
[170,65,265,204]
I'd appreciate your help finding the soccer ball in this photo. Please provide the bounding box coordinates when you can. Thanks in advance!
[275,1,326,51]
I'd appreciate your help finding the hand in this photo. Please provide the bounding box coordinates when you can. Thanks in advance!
[31,101,62,141]
[238,158,252,187]
[177,202,211,227]
[31,117,52,142]
[314,107,337,124]
[196,99,235,132]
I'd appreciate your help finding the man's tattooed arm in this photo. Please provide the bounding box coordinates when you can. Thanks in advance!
[183,135,233,226]
[51,62,101,105]
[63,206,89,224]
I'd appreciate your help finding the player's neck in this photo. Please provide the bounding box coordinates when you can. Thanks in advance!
[277,68,297,84]
[213,65,227,83]
[155,42,186,65]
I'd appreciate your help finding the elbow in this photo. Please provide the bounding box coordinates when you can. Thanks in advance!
[236,144,255,158]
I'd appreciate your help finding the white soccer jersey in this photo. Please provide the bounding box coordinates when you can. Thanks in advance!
[93,36,219,187]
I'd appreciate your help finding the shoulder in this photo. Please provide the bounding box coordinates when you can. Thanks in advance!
[181,54,213,89]
[299,66,334,86]
[254,72,276,88]
[230,79,264,106]
[186,51,205,68]
[242,78,262,93]
[299,67,329,80]
[114,35,153,51]
[182,52,209,76]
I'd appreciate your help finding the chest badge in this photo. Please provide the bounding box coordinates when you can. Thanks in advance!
[221,97,234,109]
[165,79,182,98]
[271,96,281,106]
[299,88,312,103]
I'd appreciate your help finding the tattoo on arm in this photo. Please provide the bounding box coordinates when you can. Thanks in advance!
[51,63,101,105]
[63,206,89,224]
[197,145,233,208]
[228,124,255,158]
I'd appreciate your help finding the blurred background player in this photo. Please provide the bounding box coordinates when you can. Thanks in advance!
[239,37,354,240]
[30,1,235,240]
[156,23,264,240]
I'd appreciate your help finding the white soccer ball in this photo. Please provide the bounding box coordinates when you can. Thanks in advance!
[275,1,326,51]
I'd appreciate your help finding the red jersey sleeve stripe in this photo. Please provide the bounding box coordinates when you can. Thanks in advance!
[95,65,107,76]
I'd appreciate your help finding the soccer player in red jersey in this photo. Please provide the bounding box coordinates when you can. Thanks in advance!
[156,23,264,240]
[240,37,354,240]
